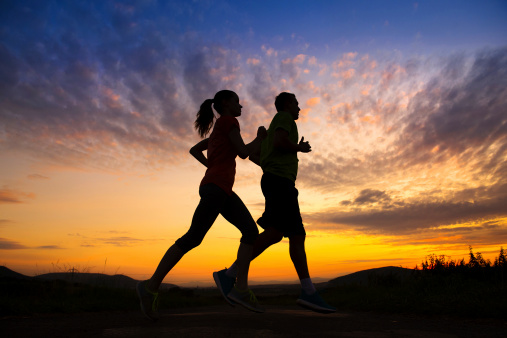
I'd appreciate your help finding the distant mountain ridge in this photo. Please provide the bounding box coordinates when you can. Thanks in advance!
[1,265,415,289]
[0,266,176,289]
[0,266,31,280]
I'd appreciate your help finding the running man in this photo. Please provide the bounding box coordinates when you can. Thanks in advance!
[214,92,336,313]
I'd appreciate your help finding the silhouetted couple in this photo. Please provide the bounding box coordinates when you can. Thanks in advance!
[137,91,335,321]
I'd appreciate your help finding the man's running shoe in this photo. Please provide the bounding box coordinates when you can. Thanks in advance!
[227,287,265,313]
[296,290,336,313]
[136,280,160,321]
[213,269,236,306]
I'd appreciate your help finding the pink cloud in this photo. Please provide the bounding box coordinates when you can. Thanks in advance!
[247,58,260,65]
[306,97,321,107]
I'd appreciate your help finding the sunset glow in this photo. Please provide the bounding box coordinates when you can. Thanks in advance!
[1,0,506,286]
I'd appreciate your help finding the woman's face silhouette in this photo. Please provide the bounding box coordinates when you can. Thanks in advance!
[222,94,243,117]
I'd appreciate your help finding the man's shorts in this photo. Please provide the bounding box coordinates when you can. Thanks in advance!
[256,171,306,238]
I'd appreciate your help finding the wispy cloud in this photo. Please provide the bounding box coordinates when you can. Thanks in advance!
[0,219,13,226]
[71,231,161,247]
[0,187,35,204]
[36,245,64,250]
[0,238,28,250]
[27,174,50,180]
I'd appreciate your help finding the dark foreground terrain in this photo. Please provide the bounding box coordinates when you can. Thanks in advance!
[2,305,507,338]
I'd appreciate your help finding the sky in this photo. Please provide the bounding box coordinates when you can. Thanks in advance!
[1,0,506,286]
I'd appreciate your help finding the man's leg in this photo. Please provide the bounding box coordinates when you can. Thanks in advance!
[225,227,283,278]
[289,235,336,313]
[252,227,284,260]
[288,234,310,280]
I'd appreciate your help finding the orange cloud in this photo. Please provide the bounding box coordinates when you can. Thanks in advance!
[0,187,35,204]
[247,58,260,66]
[282,54,306,65]
[381,64,406,90]
[361,85,372,96]
[261,45,277,57]
[359,115,380,124]
[342,69,356,79]
[333,52,358,69]
[334,68,356,79]
[306,97,321,107]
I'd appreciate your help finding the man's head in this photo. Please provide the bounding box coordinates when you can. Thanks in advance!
[275,92,300,120]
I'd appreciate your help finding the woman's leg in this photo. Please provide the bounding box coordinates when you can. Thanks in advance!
[147,244,184,292]
[149,184,225,292]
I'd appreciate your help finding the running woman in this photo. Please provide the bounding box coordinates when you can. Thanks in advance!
[137,90,266,320]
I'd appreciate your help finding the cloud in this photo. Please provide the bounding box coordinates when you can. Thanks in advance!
[74,231,160,247]
[352,189,391,205]
[27,174,50,180]
[307,182,507,236]
[299,47,507,194]
[306,97,320,107]
[0,237,64,250]
[0,219,13,226]
[397,48,507,168]
[0,238,28,250]
[0,2,225,171]
[0,187,35,204]
[36,245,64,250]
[95,236,147,247]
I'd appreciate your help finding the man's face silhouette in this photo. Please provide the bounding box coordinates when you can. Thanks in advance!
[286,96,301,120]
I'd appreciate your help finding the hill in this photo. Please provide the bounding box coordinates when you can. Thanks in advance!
[0,266,31,280]
[328,266,414,286]
[0,266,176,289]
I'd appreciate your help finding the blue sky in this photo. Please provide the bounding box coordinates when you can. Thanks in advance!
[1,0,506,279]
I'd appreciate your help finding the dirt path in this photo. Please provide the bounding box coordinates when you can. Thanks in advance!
[2,305,506,337]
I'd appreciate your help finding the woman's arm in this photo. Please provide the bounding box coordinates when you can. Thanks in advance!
[228,126,267,160]
[189,138,209,167]
[248,147,261,166]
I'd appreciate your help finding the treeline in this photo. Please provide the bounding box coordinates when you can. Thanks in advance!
[416,246,506,283]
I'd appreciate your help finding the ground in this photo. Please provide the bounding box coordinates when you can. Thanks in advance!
[2,305,506,337]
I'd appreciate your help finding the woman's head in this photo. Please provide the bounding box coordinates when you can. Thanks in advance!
[194,90,239,137]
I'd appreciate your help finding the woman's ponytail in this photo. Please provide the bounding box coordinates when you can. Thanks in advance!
[194,90,237,138]
[194,99,215,138]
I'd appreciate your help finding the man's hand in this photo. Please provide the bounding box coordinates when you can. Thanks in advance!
[298,136,311,153]
[257,126,268,139]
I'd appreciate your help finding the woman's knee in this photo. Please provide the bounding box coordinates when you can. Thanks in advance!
[175,235,204,253]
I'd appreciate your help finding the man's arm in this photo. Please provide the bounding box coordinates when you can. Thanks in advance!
[273,129,311,153]
[189,138,209,167]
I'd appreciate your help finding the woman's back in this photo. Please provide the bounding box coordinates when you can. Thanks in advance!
[200,115,240,195]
